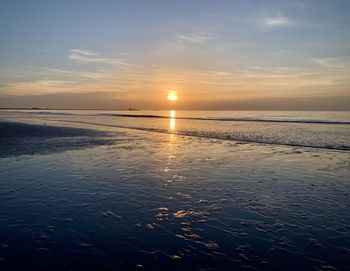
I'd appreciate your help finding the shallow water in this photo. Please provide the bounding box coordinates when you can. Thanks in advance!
[1,110,349,150]
[0,113,349,270]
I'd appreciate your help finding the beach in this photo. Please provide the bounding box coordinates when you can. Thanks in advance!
[0,110,349,270]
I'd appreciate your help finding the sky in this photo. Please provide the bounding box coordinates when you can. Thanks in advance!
[0,0,350,110]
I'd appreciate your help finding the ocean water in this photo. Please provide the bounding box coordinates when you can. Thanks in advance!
[0,110,349,271]
[2,110,350,150]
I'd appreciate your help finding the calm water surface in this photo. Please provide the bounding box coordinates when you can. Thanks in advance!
[0,110,349,270]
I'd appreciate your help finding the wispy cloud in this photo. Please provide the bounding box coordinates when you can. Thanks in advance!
[69,49,129,66]
[2,48,350,100]
[3,59,350,99]
[307,57,348,68]
[69,49,98,56]
[262,15,293,27]
[4,80,75,95]
[176,32,212,44]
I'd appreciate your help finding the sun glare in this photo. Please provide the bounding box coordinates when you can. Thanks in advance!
[167,92,178,101]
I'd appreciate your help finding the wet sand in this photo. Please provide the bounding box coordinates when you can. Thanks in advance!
[0,120,349,270]
[0,121,117,157]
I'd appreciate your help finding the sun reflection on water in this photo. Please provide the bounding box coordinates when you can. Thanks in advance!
[169,110,176,131]
[165,110,176,175]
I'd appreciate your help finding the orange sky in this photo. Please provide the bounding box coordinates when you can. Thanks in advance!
[0,1,349,110]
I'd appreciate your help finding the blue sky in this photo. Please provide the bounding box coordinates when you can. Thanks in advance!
[1,0,349,109]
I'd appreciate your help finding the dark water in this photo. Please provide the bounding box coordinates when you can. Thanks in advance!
[0,114,349,270]
[0,122,116,157]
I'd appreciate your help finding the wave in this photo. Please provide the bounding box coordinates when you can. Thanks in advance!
[53,119,350,151]
[4,111,350,125]
[2,111,77,116]
[97,113,350,125]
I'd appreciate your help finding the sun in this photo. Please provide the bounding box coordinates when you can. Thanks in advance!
[167,92,178,101]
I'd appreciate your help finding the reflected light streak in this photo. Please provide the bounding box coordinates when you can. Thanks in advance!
[169,110,176,131]
[166,110,176,174]
[170,118,176,130]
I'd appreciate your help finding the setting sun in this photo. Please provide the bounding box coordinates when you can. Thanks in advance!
[167,92,178,101]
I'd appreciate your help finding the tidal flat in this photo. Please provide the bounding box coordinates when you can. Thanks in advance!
[0,118,349,270]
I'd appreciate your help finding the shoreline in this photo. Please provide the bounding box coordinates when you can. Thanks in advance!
[1,118,350,154]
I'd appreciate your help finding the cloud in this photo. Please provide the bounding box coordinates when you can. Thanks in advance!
[176,32,212,44]
[69,49,98,56]
[68,49,129,66]
[4,80,75,95]
[262,15,292,27]
[307,57,348,68]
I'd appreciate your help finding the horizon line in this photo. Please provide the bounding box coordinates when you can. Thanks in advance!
[0,107,349,112]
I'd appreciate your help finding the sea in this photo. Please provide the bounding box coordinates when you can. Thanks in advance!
[0,110,349,271]
[1,110,350,150]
